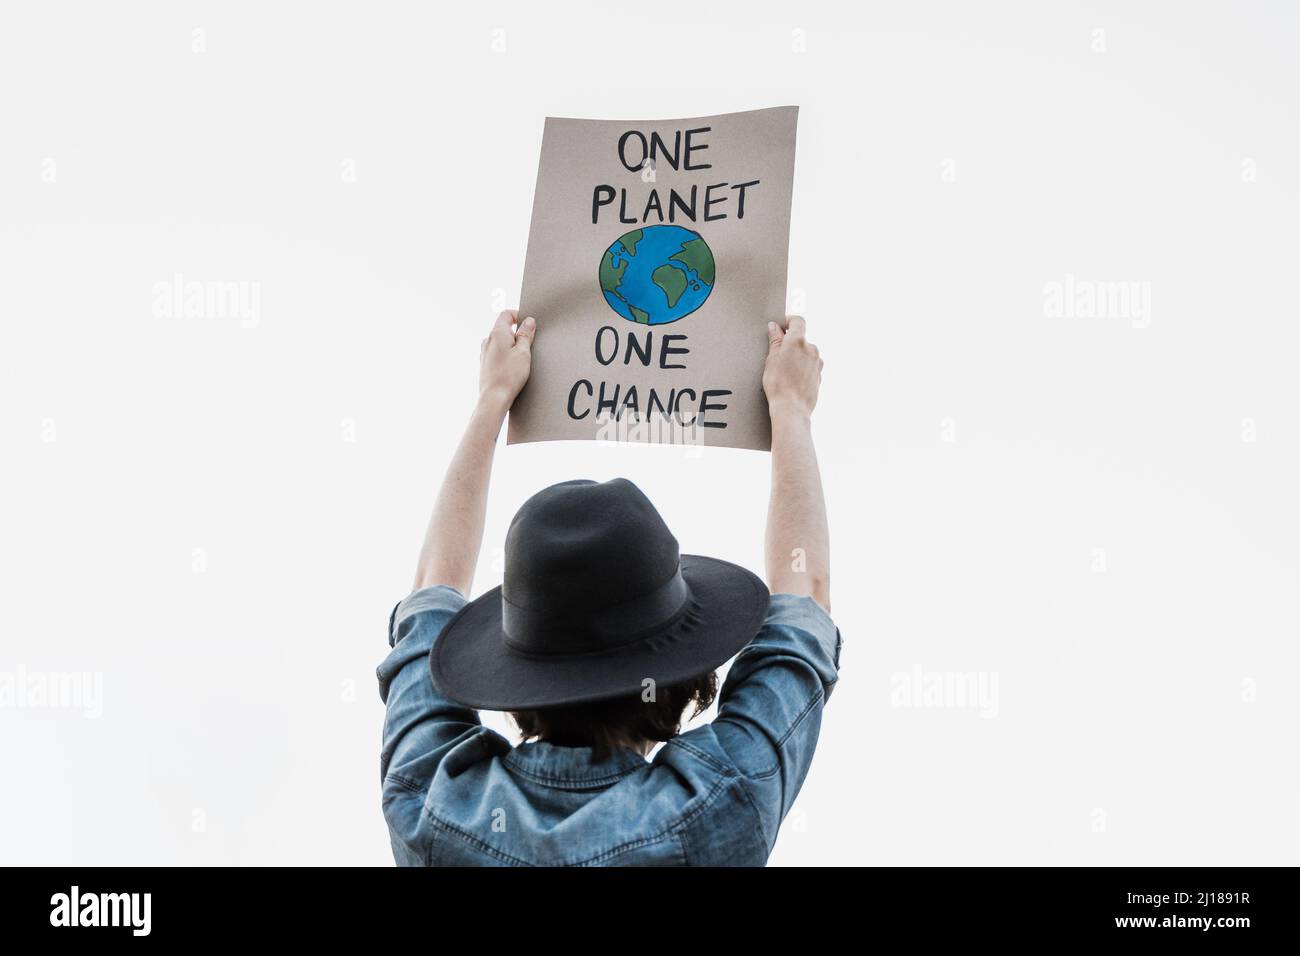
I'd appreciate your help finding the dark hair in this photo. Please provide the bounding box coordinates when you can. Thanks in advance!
[510,671,719,762]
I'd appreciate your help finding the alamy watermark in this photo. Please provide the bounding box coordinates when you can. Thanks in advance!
[0,666,103,718]
[890,665,999,718]
[1043,274,1150,329]
[50,886,150,936]
[594,411,706,456]
[151,273,261,329]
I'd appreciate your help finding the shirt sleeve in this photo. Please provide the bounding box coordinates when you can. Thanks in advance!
[376,585,484,800]
[704,593,842,848]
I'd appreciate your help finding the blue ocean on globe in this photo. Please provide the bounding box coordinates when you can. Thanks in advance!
[598,224,716,325]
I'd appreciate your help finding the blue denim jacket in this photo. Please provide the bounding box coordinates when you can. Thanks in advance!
[377,585,841,866]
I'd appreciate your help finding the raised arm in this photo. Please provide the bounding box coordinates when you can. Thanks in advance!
[412,311,535,594]
[761,315,830,611]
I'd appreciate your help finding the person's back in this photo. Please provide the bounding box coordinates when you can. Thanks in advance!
[378,311,836,866]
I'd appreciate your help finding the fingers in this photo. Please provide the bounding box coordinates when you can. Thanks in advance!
[784,315,807,341]
[514,315,536,352]
[486,309,534,353]
[767,320,785,349]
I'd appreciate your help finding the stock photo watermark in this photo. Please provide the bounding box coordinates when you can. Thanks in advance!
[50,887,150,936]
[890,665,1000,718]
[593,410,707,454]
[0,666,103,718]
[1043,274,1151,329]
[151,273,261,329]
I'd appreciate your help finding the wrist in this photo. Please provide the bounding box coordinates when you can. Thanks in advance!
[768,398,813,425]
[469,392,511,440]
[476,387,515,420]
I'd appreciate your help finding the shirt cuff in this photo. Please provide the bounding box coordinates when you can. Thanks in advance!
[765,592,842,672]
[387,584,468,647]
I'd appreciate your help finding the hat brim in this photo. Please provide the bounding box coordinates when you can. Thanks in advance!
[429,555,770,711]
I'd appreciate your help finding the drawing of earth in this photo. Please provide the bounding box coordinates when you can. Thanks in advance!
[598,224,715,325]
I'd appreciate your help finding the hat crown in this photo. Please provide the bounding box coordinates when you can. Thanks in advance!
[502,479,684,654]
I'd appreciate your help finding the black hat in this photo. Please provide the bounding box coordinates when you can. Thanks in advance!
[429,478,769,710]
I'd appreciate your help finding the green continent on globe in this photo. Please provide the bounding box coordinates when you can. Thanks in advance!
[629,305,651,324]
[670,237,715,285]
[620,228,644,256]
[651,264,688,309]
[599,249,627,296]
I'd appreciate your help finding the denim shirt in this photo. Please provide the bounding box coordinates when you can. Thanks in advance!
[377,585,842,866]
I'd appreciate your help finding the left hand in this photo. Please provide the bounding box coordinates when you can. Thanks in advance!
[762,315,823,421]
[479,310,536,409]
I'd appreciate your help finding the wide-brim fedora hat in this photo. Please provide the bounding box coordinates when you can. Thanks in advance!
[430,478,770,710]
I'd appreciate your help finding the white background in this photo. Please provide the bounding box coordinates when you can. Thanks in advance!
[2,1,1297,866]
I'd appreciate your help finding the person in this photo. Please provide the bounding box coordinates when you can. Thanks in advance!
[377,310,839,866]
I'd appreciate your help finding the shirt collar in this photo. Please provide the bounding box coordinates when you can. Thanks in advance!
[504,741,648,789]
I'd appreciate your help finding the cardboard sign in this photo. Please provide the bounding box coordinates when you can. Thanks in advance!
[507,106,799,451]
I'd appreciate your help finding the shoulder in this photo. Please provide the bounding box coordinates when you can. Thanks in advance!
[652,737,772,865]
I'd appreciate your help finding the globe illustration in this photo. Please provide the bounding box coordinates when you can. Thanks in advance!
[598,224,715,325]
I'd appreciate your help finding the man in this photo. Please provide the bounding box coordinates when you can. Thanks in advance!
[378,310,838,866]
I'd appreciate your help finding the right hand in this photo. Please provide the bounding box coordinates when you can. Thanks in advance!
[478,310,537,411]
[762,315,823,419]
